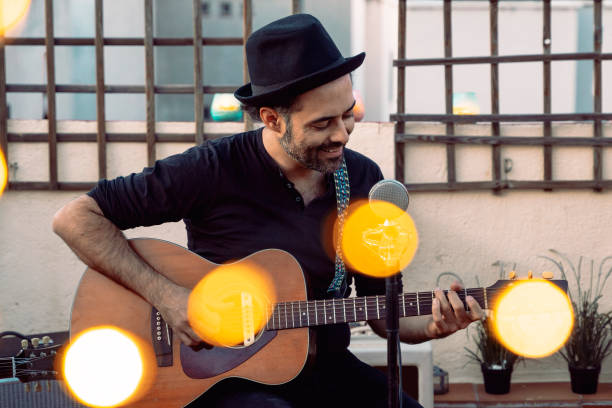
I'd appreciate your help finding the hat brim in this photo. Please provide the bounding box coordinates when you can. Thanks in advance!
[235,52,365,106]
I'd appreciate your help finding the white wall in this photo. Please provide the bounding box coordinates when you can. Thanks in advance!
[1,120,611,385]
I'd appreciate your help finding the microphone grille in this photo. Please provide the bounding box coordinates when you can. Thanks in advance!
[368,179,409,211]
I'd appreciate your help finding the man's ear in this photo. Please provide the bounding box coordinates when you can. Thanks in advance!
[259,107,283,133]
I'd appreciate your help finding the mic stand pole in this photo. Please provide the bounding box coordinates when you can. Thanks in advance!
[386,266,403,408]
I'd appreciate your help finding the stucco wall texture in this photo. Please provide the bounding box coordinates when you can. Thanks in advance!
[1,121,611,384]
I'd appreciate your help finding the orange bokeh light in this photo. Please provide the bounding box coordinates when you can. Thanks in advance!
[0,0,32,35]
[0,148,7,196]
[492,279,574,358]
[340,199,418,278]
[188,260,277,348]
[62,326,156,407]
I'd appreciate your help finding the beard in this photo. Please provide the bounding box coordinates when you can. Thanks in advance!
[279,120,344,175]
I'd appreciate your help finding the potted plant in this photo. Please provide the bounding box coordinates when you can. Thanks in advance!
[464,316,521,394]
[541,250,612,394]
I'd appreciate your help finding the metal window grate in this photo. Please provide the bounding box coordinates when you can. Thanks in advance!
[393,0,610,193]
[1,0,304,191]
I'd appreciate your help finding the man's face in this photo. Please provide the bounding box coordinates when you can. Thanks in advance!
[278,75,356,174]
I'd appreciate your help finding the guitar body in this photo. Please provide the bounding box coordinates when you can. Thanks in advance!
[70,238,312,407]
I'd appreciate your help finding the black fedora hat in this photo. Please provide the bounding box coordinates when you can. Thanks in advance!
[234,14,365,106]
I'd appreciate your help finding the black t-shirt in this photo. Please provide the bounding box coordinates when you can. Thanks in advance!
[88,127,386,352]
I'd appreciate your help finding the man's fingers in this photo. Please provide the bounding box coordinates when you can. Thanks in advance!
[178,332,198,347]
[447,290,472,328]
[466,296,485,321]
[185,326,203,343]
[450,281,463,292]
[435,288,454,322]
[177,327,204,347]
[431,298,449,334]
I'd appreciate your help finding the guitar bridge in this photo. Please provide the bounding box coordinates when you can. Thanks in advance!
[151,307,173,367]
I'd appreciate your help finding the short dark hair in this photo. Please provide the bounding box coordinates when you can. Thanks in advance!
[241,73,352,122]
[241,94,301,123]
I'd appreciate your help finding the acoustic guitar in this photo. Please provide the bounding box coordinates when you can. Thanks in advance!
[70,238,567,407]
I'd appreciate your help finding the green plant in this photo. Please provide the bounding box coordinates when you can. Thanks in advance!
[464,317,520,369]
[540,250,612,369]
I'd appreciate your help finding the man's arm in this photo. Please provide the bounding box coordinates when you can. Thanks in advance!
[52,195,202,346]
[368,282,483,344]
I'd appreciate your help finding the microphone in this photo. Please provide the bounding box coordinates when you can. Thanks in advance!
[368,179,410,408]
[364,180,412,268]
[368,179,410,212]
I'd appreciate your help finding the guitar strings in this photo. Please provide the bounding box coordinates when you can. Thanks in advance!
[266,289,488,312]
[265,293,489,328]
[266,292,488,311]
[0,355,56,367]
[266,293,488,315]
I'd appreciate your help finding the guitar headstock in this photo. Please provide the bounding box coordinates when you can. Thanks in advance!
[13,336,62,384]
[485,272,568,307]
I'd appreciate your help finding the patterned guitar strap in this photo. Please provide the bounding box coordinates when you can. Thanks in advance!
[327,157,350,298]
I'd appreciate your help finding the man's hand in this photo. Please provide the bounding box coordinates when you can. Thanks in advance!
[156,284,203,347]
[426,281,483,339]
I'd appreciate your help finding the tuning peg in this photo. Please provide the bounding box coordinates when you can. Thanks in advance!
[509,271,517,280]
[34,382,42,392]
[21,339,29,350]
[527,270,533,279]
[31,337,40,348]
[42,336,52,345]
[542,271,554,279]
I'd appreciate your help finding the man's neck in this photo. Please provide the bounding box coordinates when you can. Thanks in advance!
[262,127,327,205]
[261,127,324,184]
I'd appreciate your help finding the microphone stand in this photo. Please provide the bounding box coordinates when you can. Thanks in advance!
[386,266,403,408]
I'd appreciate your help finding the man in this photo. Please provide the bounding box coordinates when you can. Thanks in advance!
[53,14,482,407]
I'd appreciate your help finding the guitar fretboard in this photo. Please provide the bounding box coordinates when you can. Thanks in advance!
[265,288,488,331]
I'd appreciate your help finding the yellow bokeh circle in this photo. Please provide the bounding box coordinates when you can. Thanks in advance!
[341,199,418,278]
[63,326,154,407]
[0,0,32,35]
[188,261,277,347]
[492,279,574,358]
[0,148,7,195]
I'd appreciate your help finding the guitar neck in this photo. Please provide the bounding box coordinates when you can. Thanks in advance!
[265,287,488,331]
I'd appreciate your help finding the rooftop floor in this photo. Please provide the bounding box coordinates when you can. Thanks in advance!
[435,382,612,408]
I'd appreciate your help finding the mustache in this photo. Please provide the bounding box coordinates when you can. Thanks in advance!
[319,142,344,150]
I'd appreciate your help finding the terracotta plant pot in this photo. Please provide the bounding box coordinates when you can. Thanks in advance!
[569,365,601,394]
[481,364,513,394]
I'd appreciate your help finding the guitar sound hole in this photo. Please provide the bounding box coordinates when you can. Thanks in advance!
[190,342,213,351]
